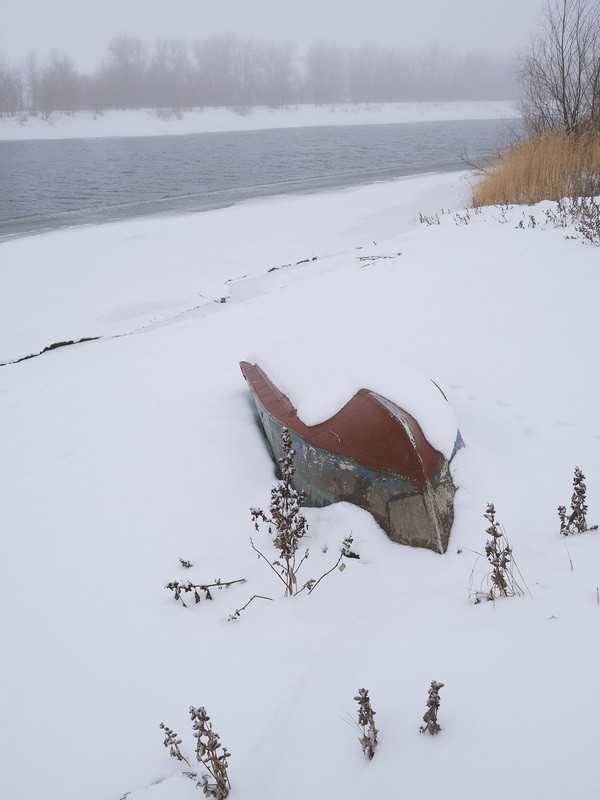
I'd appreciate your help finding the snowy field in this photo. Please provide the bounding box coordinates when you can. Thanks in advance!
[1,171,600,800]
[0,100,519,141]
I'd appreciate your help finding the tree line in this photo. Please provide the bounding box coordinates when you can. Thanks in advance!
[0,35,516,118]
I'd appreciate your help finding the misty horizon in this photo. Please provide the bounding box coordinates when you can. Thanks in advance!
[2,0,543,72]
[0,34,518,118]
[1,34,521,75]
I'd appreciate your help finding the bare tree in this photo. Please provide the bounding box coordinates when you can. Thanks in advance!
[193,35,270,112]
[305,42,347,105]
[149,38,194,110]
[519,0,600,133]
[414,44,454,101]
[38,52,81,117]
[0,56,24,116]
[230,37,261,111]
[25,52,39,114]
[348,45,407,103]
[257,41,298,107]
[192,35,237,107]
[103,35,148,109]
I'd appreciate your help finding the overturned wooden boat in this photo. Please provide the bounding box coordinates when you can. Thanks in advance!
[240,361,463,554]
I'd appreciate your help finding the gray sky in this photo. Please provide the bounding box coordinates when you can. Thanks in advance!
[3,0,543,69]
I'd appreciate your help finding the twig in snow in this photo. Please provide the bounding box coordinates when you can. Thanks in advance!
[165,578,246,607]
[564,543,574,571]
[307,535,355,595]
[227,594,273,621]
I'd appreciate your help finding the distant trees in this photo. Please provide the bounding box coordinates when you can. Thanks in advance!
[229,36,262,110]
[192,35,237,107]
[192,36,299,109]
[0,36,518,119]
[258,42,299,107]
[38,53,80,117]
[414,45,452,104]
[150,38,194,109]
[103,35,149,109]
[519,0,600,133]
[453,53,515,102]
[0,57,24,116]
[348,46,412,103]
[25,53,40,115]
[305,42,347,104]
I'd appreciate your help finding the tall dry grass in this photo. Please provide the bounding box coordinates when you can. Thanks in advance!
[471,131,600,206]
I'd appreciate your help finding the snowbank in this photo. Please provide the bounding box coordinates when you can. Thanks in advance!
[2,173,600,800]
[0,100,519,141]
[0,172,466,364]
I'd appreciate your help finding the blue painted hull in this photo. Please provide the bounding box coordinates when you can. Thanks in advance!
[249,390,459,553]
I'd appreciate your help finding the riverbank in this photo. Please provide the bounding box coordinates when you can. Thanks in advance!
[1,171,599,800]
[0,100,519,141]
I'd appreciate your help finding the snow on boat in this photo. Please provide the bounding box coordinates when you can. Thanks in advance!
[240,361,463,554]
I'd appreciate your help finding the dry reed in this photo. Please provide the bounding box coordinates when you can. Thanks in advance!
[471,131,600,207]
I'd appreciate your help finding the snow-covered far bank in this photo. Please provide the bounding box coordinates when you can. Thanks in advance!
[2,172,600,800]
[0,100,519,141]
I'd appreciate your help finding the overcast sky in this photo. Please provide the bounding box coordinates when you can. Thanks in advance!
[3,0,543,69]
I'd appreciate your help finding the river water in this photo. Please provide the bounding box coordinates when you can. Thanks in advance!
[0,118,518,240]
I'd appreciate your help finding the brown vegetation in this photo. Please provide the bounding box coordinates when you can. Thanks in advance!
[471,130,600,206]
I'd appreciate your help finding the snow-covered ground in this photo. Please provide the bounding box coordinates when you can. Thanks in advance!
[1,171,600,800]
[0,100,519,141]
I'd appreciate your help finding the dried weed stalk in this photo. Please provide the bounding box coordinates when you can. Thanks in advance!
[354,688,378,760]
[227,593,273,621]
[251,428,353,597]
[166,578,246,607]
[159,722,191,767]
[418,211,441,226]
[250,428,308,596]
[471,503,525,603]
[159,708,231,798]
[190,706,231,799]
[571,196,600,245]
[559,467,598,535]
[419,680,444,735]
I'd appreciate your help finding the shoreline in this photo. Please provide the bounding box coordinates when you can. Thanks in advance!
[0,100,519,142]
[0,171,467,363]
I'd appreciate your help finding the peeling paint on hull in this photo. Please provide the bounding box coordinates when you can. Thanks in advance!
[241,362,462,554]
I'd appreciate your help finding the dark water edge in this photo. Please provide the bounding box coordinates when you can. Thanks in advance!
[0,118,521,242]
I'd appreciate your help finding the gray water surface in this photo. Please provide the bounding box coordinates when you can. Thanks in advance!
[0,118,519,240]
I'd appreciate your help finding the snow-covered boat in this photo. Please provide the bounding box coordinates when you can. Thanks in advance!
[240,361,463,553]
